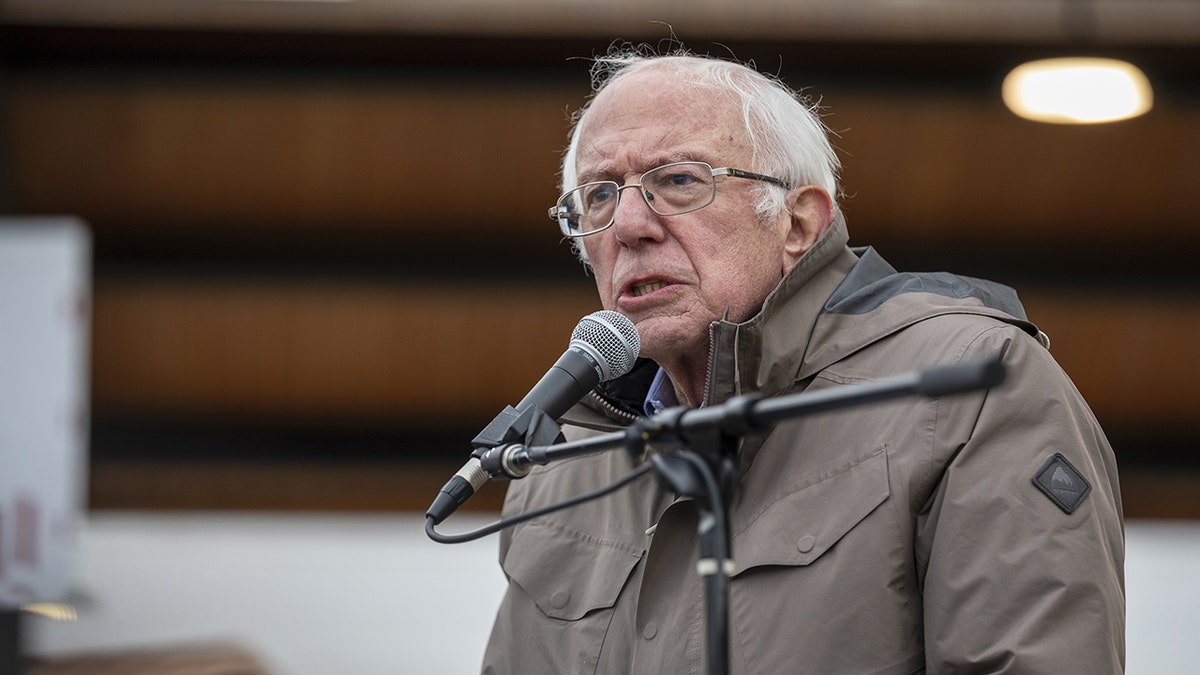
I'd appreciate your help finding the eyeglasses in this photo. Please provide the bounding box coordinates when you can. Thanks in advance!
[548,161,791,238]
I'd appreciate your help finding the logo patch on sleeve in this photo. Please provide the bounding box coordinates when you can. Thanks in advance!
[1032,453,1092,514]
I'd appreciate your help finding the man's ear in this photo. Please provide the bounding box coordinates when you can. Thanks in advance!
[781,186,836,271]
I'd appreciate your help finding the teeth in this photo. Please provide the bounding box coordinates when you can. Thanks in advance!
[632,281,668,297]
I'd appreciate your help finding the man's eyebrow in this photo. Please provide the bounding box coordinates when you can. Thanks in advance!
[578,153,708,183]
[652,152,704,167]
[576,166,615,184]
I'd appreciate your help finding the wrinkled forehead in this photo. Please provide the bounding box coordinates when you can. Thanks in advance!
[573,67,752,176]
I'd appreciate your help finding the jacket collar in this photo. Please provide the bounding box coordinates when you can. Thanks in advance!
[581,215,1039,426]
[705,216,856,404]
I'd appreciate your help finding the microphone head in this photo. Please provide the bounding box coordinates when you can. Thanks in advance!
[570,310,640,382]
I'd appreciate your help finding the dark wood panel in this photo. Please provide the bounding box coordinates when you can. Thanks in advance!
[85,459,1199,520]
[4,0,1199,45]
[92,278,600,422]
[1023,291,1200,429]
[1118,469,1200,520]
[5,78,580,234]
[91,278,1200,429]
[7,78,1199,245]
[88,459,510,513]
[834,94,1200,242]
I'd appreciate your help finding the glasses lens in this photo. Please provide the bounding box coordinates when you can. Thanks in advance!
[642,162,715,216]
[555,191,584,236]
[555,163,718,236]
[559,181,618,236]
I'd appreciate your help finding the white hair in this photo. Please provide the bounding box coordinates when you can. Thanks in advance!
[560,46,845,264]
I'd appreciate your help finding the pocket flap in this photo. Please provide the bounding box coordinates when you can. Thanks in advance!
[732,446,890,575]
[502,521,643,621]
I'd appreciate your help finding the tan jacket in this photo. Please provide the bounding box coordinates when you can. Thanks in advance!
[483,220,1125,674]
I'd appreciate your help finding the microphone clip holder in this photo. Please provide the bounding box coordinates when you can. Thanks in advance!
[471,405,565,470]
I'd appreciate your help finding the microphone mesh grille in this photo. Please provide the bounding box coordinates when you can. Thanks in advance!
[571,310,640,381]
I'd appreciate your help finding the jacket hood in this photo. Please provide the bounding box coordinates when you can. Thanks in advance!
[800,245,1040,382]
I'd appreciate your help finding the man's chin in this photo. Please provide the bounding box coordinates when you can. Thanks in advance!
[631,316,707,365]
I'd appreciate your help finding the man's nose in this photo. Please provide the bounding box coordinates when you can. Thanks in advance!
[611,184,665,247]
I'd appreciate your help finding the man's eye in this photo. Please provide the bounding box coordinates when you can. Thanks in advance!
[585,185,616,206]
[652,169,705,190]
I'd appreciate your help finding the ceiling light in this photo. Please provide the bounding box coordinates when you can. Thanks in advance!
[1003,57,1153,124]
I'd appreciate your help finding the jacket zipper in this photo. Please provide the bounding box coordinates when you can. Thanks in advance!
[586,389,641,426]
[701,322,719,407]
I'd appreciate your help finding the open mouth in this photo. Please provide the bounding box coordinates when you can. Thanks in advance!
[631,280,669,297]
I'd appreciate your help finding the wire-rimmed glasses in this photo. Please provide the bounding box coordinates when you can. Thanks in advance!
[548,161,791,238]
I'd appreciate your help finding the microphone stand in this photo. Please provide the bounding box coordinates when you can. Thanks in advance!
[466,356,1006,675]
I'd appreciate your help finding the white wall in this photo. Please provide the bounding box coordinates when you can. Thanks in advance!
[0,220,90,609]
[24,514,1198,674]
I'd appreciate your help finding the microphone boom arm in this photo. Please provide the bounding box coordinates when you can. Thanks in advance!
[483,356,1006,479]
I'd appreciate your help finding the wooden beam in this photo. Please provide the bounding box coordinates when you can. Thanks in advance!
[1023,290,1200,429]
[4,0,1198,45]
[92,278,600,422]
[86,459,1200,519]
[4,77,580,234]
[6,77,1198,245]
[92,278,1200,430]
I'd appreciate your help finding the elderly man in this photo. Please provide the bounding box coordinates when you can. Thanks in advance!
[482,49,1124,674]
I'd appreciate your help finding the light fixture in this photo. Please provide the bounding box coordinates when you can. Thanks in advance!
[1002,1,1154,124]
[1003,57,1153,124]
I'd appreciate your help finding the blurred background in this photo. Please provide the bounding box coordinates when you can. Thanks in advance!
[1,0,1197,672]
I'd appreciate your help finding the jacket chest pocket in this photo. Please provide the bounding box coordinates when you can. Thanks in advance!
[726,446,924,674]
[504,521,643,620]
[495,521,643,674]
[732,444,890,571]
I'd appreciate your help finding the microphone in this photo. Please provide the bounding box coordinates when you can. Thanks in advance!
[425,310,640,524]
[515,309,640,417]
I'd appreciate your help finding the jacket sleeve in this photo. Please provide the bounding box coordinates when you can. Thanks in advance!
[915,324,1125,673]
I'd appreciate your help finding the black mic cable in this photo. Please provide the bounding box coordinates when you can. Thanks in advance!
[425,310,639,527]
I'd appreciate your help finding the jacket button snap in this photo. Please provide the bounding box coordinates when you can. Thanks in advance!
[551,590,571,609]
[642,622,658,640]
[797,535,816,553]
